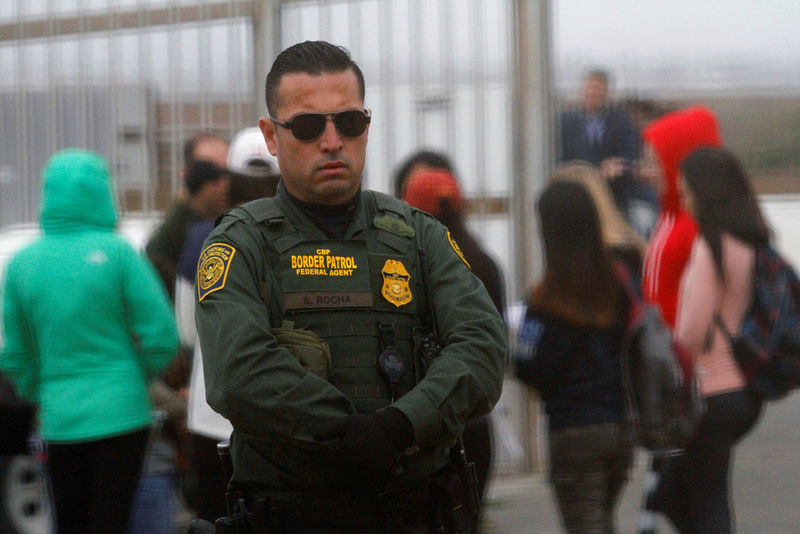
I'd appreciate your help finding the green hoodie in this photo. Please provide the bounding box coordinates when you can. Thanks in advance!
[0,149,179,443]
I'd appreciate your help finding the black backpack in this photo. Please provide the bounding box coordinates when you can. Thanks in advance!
[716,244,800,400]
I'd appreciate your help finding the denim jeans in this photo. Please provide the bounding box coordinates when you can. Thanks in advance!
[548,421,633,534]
[127,472,176,534]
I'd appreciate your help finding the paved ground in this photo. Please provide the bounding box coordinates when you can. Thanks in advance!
[482,452,660,533]
[482,392,800,533]
[6,368,800,534]
[170,391,800,533]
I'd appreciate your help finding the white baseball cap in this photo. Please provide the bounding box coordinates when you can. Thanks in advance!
[227,127,279,177]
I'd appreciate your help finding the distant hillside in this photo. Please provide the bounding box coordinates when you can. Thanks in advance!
[557,58,800,193]
[666,95,800,193]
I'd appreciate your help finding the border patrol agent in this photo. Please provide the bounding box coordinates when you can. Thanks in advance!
[194,41,506,534]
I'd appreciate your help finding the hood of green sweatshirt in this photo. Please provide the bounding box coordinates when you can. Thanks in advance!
[39,149,117,234]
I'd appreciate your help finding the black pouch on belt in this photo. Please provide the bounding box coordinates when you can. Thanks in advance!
[430,463,477,534]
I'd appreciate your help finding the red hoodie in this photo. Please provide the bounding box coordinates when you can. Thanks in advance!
[641,106,722,327]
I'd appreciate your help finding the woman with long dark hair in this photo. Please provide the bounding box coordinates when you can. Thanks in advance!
[514,179,634,533]
[656,147,767,533]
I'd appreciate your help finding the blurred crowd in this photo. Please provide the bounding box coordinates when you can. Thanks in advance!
[516,68,770,534]
[0,60,782,534]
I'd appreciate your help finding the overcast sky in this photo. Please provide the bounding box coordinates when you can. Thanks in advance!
[553,0,800,64]
[552,0,800,93]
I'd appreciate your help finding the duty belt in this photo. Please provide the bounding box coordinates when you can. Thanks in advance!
[231,488,433,534]
[271,493,383,531]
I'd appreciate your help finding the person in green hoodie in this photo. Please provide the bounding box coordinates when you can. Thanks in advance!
[0,149,180,534]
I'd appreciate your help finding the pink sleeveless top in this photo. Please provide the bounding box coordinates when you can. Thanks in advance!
[675,234,754,396]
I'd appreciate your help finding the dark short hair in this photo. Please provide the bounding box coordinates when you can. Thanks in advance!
[183,133,226,167]
[584,68,609,86]
[265,41,365,116]
[185,160,226,196]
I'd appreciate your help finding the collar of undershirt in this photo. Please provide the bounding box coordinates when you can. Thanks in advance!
[285,187,361,239]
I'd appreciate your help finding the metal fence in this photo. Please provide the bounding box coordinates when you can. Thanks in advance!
[0,0,552,297]
[0,1,257,220]
[0,0,554,473]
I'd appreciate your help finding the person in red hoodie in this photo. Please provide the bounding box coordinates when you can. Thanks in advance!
[641,106,723,329]
[636,107,722,534]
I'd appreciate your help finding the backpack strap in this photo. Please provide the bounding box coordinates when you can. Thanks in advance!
[712,242,761,347]
[612,260,644,333]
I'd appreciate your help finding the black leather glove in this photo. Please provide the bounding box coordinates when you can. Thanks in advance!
[313,408,414,472]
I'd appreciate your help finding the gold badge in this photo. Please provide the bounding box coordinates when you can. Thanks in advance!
[381,259,412,307]
[447,232,471,269]
[197,243,236,302]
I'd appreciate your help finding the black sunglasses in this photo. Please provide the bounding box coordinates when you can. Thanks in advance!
[271,109,371,141]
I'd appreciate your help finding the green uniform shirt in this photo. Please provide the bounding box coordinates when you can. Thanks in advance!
[195,182,506,493]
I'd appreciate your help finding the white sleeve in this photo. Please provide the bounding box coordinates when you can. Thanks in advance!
[187,344,234,441]
[174,274,197,349]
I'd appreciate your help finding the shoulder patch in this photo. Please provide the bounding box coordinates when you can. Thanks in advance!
[447,232,471,269]
[373,214,415,238]
[197,243,236,302]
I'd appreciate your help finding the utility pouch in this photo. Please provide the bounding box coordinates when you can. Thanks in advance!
[451,443,480,521]
[430,462,477,534]
[272,321,331,380]
[377,322,408,402]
